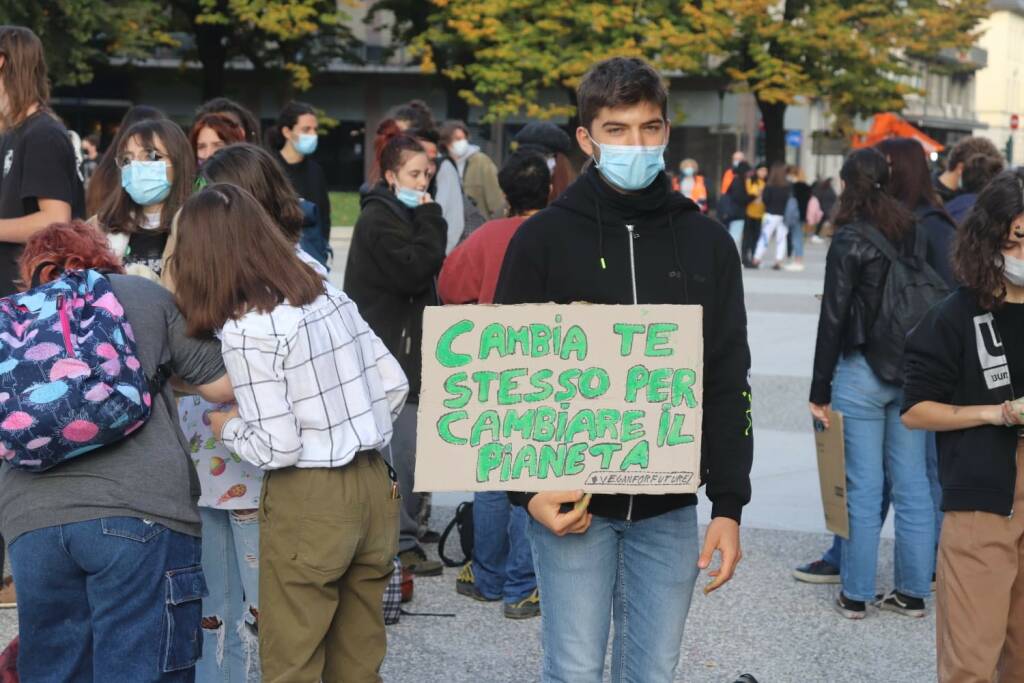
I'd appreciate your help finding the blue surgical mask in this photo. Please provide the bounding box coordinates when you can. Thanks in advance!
[294,133,318,156]
[121,161,170,207]
[682,167,695,177]
[396,186,426,209]
[589,134,666,191]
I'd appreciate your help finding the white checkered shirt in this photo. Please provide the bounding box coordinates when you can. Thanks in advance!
[219,288,409,469]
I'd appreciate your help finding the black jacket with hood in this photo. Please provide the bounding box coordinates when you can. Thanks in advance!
[344,184,447,401]
[903,289,1021,516]
[494,166,753,523]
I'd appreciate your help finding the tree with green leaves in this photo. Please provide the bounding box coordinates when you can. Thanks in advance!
[408,1,706,126]
[686,0,991,163]
[0,1,172,87]
[410,0,989,163]
[171,0,360,101]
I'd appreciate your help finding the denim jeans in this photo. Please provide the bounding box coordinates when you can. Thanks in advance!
[197,508,260,683]
[832,352,934,601]
[728,219,745,248]
[528,505,700,683]
[925,431,943,547]
[10,517,206,682]
[821,476,890,568]
[471,492,536,603]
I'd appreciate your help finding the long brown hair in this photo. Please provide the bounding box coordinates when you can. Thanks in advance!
[875,137,944,211]
[188,113,245,158]
[766,161,788,188]
[0,26,48,130]
[97,119,195,235]
[200,143,304,242]
[834,148,914,243]
[86,105,166,216]
[954,169,1024,310]
[169,183,324,337]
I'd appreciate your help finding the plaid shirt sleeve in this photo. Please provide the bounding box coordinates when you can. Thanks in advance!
[220,329,305,469]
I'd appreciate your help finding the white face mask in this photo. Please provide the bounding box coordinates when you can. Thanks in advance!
[1004,254,1024,287]
[451,138,470,158]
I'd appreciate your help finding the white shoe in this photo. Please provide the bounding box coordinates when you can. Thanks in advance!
[783,262,805,272]
[810,235,825,244]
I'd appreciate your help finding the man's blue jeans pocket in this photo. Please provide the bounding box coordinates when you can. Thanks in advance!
[163,565,208,672]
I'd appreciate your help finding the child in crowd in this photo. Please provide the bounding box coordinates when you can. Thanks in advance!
[344,130,448,577]
[170,184,408,682]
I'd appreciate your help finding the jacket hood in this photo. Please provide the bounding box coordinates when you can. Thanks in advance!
[552,165,699,229]
[360,181,413,223]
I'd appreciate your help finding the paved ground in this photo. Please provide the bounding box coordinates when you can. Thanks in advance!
[0,232,936,681]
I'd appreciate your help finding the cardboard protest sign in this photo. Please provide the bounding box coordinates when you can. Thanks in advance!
[813,410,850,539]
[415,304,703,494]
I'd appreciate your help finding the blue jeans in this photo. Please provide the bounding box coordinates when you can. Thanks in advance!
[196,508,260,683]
[925,431,943,546]
[471,492,536,603]
[10,517,206,682]
[728,219,744,248]
[528,505,700,683]
[821,477,891,568]
[832,353,934,601]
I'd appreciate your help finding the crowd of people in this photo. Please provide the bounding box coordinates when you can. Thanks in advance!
[0,20,1020,683]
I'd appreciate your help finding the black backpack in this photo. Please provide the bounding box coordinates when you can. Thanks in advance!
[857,222,950,384]
[438,501,474,568]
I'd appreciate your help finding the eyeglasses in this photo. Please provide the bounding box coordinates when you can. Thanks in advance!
[117,149,171,168]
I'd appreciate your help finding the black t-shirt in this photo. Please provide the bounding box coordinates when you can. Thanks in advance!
[994,302,1024,398]
[0,111,85,295]
[281,155,331,240]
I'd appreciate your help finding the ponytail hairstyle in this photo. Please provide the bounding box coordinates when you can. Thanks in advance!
[375,129,428,191]
[875,137,944,211]
[834,148,914,243]
[368,118,403,185]
[266,101,315,151]
[954,169,1024,311]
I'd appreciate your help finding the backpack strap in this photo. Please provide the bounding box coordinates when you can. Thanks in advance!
[852,222,903,264]
[29,261,61,289]
[147,362,174,397]
[437,513,463,568]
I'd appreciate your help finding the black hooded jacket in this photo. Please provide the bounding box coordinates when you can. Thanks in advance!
[344,184,447,401]
[494,166,753,523]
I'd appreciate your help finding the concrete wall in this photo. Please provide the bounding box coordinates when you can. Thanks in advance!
[975,9,1024,163]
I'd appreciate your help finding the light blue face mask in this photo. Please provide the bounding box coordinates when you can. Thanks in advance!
[120,161,171,206]
[589,134,667,191]
[396,186,426,209]
[294,133,318,156]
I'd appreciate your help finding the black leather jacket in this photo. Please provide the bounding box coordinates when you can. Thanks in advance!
[810,223,901,404]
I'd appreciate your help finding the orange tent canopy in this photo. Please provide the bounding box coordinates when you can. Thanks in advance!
[851,113,945,154]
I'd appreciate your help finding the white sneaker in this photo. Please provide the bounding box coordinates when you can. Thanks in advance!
[810,235,825,244]
[783,262,805,272]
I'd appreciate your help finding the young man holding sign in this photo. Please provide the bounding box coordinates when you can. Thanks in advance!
[494,57,753,682]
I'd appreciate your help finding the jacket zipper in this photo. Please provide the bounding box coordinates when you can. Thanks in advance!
[626,224,638,522]
[57,295,75,357]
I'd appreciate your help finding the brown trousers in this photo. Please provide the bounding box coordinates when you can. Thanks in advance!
[258,453,400,683]
[937,445,1024,682]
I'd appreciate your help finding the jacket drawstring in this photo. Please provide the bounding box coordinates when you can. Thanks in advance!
[595,199,607,270]
[669,213,691,304]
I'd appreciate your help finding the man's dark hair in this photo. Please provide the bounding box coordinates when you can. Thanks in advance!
[410,127,440,146]
[577,57,667,131]
[962,152,1005,193]
[947,136,1001,171]
[390,99,435,132]
[498,152,551,216]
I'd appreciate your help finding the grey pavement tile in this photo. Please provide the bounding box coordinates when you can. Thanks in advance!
[382,514,933,682]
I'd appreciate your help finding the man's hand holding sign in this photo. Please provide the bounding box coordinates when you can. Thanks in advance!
[416,303,741,591]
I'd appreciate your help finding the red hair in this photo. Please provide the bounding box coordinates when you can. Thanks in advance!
[18,221,124,290]
[368,118,403,185]
[189,113,245,157]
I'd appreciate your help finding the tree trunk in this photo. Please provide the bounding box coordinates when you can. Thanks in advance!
[194,23,228,101]
[758,98,787,166]
[444,79,470,122]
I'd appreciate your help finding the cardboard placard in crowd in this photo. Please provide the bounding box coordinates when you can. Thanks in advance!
[415,304,704,494]
[814,410,850,539]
